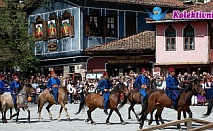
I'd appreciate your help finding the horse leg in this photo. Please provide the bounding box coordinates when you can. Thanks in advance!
[148,108,155,125]
[57,106,63,122]
[184,107,192,127]
[158,108,165,124]
[3,109,7,123]
[114,108,125,125]
[10,107,13,120]
[155,107,164,125]
[106,109,113,125]
[177,109,182,130]
[38,101,45,122]
[46,103,53,120]
[15,108,20,124]
[26,107,30,123]
[86,107,96,125]
[58,102,70,121]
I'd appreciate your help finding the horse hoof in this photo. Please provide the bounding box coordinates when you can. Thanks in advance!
[67,118,71,121]
[85,119,90,122]
[139,126,142,129]
[121,122,125,125]
[16,121,20,124]
[106,122,110,125]
[57,119,61,122]
[91,122,96,125]
[179,129,183,131]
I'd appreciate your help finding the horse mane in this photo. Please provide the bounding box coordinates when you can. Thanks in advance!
[111,81,122,93]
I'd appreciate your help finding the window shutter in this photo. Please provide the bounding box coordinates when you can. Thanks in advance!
[32,22,36,39]
[42,20,47,40]
[114,16,118,37]
[58,18,62,39]
[97,16,102,36]
[70,15,74,37]
[85,15,90,36]
[103,16,107,37]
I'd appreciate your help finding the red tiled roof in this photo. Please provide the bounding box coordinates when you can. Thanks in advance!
[85,31,155,52]
[95,0,186,7]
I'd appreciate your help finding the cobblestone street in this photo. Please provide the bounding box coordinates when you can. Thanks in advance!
[1,103,213,131]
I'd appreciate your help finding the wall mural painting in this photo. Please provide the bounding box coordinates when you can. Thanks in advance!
[35,24,43,38]
[48,20,57,39]
[62,19,71,37]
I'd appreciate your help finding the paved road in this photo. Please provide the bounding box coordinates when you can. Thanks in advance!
[1,103,213,131]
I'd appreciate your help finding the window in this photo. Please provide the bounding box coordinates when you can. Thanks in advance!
[126,12,136,36]
[183,24,195,50]
[85,10,102,37]
[105,12,117,37]
[165,25,176,51]
[85,10,118,37]
[106,16,117,37]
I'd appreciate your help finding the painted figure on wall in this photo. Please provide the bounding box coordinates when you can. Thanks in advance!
[62,19,70,37]
[35,24,43,38]
[48,20,57,38]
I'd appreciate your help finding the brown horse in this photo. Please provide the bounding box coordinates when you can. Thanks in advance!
[203,98,213,117]
[139,77,206,130]
[1,84,35,123]
[37,77,70,121]
[118,78,156,121]
[75,81,130,125]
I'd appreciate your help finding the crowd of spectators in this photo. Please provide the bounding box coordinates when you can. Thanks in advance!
[1,70,213,106]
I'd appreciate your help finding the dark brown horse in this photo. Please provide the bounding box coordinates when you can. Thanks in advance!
[37,77,70,121]
[203,98,213,117]
[118,78,155,121]
[139,77,206,130]
[75,81,130,125]
[1,84,35,123]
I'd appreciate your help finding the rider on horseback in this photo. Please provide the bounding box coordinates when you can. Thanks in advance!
[134,68,149,106]
[10,75,21,110]
[165,67,182,110]
[46,70,61,105]
[97,71,112,115]
[0,74,9,94]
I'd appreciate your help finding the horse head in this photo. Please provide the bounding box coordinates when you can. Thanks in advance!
[112,81,130,95]
[187,77,206,96]
[59,77,67,87]
[24,83,36,96]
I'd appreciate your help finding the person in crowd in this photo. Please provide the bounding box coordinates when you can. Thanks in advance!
[97,71,112,115]
[165,67,182,110]
[46,70,60,105]
[197,78,206,106]
[205,75,213,104]
[134,68,149,106]
[10,75,21,110]
[156,76,166,91]
[67,80,73,104]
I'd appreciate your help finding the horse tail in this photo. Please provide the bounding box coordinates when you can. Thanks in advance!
[75,96,86,115]
[203,100,213,117]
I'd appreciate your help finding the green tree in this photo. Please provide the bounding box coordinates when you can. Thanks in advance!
[0,0,39,76]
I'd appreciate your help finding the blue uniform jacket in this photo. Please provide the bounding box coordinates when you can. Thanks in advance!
[166,75,180,90]
[10,81,21,94]
[97,78,112,92]
[134,75,149,88]
[46,77,61,90]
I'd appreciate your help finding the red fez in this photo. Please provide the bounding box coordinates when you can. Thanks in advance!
[141,68,146,72]
[102,71,108,77]
[13,75,18,79]
[51,70,55,75]
[168,67,175,72]
[0,74,4,78]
